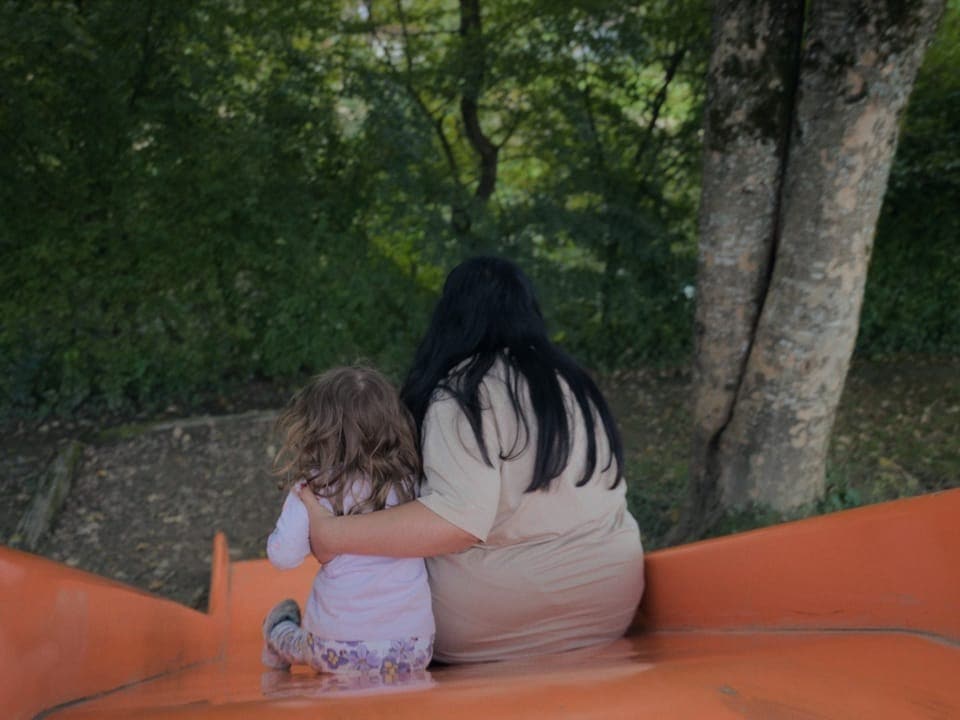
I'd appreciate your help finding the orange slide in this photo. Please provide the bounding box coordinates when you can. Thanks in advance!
[3,489,959,719]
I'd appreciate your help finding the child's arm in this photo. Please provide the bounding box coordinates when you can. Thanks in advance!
[266,488,314,569]
[296,486,477,559]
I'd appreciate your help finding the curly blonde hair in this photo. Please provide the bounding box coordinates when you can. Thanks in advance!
[273,366,420,515]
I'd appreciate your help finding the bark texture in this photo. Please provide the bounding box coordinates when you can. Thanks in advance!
[682,0,945,537]
[685,0,805,538]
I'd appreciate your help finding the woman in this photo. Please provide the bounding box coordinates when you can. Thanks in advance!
[298,257,644,663]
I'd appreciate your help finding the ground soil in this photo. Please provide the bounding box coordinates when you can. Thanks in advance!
[2,357,958,610]
[6,412,285,608]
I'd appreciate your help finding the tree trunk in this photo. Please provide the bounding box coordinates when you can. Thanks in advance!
[682,0,805,537]
[679,0,945,539]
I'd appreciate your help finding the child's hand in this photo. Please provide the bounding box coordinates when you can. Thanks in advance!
[293,484,337,563]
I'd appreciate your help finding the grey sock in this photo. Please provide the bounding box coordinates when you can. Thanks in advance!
[263,598,301,638]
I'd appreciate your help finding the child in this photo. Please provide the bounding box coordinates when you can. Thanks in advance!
[262,366,435,677]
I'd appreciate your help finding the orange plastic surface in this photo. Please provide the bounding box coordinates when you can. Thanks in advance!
[2,490,959,719]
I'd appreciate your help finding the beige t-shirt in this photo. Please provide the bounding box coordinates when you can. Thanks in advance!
[417,360,645,663]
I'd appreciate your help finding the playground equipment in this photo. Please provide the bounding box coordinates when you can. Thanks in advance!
[3,489,959,719]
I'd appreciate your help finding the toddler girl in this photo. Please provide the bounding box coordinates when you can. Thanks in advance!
[262,366,435,677]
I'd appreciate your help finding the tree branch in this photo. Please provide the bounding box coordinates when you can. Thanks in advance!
[632,46,687,170]
[458,0,498,202]
[128,1,158,111]
[399,2,464,182]
[364,0,463,188]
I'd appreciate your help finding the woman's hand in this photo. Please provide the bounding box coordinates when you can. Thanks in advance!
[293,484,337,564]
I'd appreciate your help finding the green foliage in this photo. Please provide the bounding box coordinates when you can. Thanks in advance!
[0,0,708,418]
[0,0,954,419]
[702,474,866,539]
[817,468,863,514]
[703,504,784,540]
[0,1,419,414]
[858,3,960,356]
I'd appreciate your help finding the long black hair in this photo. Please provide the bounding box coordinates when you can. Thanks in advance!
[400,257,624,492]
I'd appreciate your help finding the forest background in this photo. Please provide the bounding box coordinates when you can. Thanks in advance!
[2,0,958,545]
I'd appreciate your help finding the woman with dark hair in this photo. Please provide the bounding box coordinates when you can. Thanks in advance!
[297,257,644,663]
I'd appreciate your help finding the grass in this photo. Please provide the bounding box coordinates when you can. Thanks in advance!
[603,356,960,549]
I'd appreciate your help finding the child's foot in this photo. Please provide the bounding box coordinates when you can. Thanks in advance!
[261,599,301,670]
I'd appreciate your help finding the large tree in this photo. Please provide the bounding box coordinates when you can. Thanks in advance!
[677,0,946,539]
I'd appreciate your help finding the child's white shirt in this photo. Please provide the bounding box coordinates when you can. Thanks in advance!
[266,479,435,642]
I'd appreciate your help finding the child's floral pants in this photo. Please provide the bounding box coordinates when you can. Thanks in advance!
[266,620,433,678]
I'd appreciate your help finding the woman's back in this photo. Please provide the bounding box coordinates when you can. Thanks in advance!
[418,359,644,662]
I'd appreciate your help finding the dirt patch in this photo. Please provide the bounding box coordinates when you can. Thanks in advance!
[604,356,960,546]
[600,368,693,547]
[35,411,287,608]
[1,425,81,540]
[3,357,958,609]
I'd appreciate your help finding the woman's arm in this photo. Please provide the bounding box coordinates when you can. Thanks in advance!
[295,388,499,560]
[296,486,477,559]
